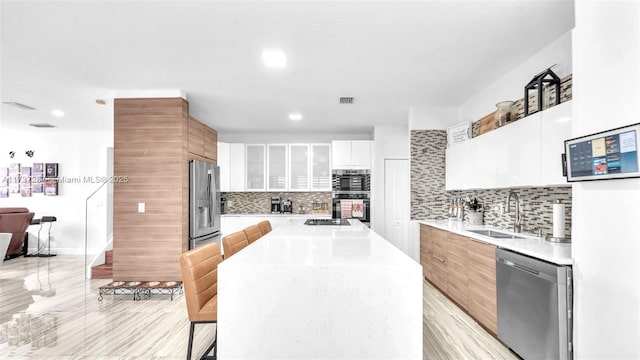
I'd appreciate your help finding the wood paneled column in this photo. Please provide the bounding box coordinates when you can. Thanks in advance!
[113,98,189,281]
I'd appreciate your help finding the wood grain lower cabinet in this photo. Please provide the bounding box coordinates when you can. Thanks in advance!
[419,224,433,281]
[430,227,448,292]
[446,233,469,309]
[419,224,497,335]
[467,239,498,334]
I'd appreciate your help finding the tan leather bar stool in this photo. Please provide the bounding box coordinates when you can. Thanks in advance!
[222,231,249,258]
[257,220,272,236]
[243,225,262,244]
[180,242,222,360]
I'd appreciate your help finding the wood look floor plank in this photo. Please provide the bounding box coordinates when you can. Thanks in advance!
[2,256,515,359]
[423,280,517,360]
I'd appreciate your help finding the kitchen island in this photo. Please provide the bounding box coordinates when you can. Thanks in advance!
[217,219,423,359]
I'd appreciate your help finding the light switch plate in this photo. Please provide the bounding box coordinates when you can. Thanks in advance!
[138,202,145,213]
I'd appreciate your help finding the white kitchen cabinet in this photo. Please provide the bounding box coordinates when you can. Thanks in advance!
[540,101,572,186]
[331,140,371,169]
[472,130,498,189]
[311,144,332,191]
[445,140,473,190]
[289,144,310,191]
[218,142,230,191]
[445,101,573,190]
[218,142,245,192]
[446,132,497,190]
[246,144,266,191]
[495,113,541,188]
[267,144,288,191]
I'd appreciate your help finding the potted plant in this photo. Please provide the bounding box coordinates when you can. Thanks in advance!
[466,198,484,225]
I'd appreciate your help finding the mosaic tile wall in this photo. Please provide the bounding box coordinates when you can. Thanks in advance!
[410,130,573,238]
[472,74,573,137]
[447,187,572,238]
[221,192,331,214]
[411,130,448,220]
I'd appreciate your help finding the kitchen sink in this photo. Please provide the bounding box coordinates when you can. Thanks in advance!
[466,229,525,239]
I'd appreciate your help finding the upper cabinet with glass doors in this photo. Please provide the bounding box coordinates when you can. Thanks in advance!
[310,144,331,191]
[239,143,331,192]
[289,144,310,191]
[246,144,266,191]
[267,144,288,191]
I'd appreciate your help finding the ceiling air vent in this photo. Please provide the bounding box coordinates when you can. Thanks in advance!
[339,97,354,104]
[29,123,57,128]
[2,101,36,111]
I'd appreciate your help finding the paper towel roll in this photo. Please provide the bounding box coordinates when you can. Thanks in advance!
[552,202,566,239]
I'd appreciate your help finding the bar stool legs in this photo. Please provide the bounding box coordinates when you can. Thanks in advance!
[187,321,217,360]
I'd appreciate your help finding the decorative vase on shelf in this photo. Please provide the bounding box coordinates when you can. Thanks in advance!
[494,100,514,128]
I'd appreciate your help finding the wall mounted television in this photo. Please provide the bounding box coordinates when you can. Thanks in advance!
[565,122,640,182]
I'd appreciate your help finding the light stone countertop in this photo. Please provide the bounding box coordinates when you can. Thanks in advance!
[221,213,331,217]
[217,219,423,359]
[419,220,572,265]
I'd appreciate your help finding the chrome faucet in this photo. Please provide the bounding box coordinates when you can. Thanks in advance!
[506,191,522,233]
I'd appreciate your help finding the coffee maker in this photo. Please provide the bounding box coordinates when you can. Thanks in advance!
[283,199,293,214]
[271,196,281,214]
[220,197,227,214]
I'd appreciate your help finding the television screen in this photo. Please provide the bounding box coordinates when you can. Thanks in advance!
[565,123,640,182]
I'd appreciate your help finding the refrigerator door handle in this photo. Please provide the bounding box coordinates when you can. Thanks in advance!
[207,172,213,226]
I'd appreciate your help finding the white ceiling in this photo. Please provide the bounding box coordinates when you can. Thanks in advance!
[0,0,575,136]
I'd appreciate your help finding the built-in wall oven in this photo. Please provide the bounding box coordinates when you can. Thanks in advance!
[332,193,370,227]
[332,169,370,192]
[332,169,371,227]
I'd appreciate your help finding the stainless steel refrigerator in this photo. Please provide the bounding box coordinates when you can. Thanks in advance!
[189,159,221,249]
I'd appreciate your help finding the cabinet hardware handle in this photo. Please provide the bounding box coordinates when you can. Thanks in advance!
[433,255,445,263]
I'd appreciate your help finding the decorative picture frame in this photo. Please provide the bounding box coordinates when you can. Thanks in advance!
[45,163,58,178]
[446,121,472,147]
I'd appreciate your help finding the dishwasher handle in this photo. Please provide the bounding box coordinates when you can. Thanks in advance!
[497,256,558,283]
[499,258,539,276]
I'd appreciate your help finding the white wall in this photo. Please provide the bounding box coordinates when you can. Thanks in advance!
[459,31,573,124]
[371,125,409,237]
[572,1,640,358]
[0,128,113,255]
[408,106,458,130]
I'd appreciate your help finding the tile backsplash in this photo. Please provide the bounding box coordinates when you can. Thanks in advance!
[447,187,572,238]
[410,129,572,238]
[221,192,331,214]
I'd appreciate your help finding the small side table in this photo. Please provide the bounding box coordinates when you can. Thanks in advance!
[25,216,57,257]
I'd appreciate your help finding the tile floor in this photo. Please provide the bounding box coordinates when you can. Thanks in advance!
[0,255,516,359]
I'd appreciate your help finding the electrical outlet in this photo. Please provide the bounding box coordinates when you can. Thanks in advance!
[138,202,145,213]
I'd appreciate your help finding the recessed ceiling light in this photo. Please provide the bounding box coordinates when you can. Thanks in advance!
[262,49,287,68]
[289,113,302,121]
[51,109,64,117]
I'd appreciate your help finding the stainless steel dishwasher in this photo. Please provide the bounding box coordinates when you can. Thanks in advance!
[496,248,573,360]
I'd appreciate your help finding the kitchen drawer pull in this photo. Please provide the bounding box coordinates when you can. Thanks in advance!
[433,255,446,263]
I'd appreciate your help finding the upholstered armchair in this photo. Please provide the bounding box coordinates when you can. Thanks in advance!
[0,208,35,258]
